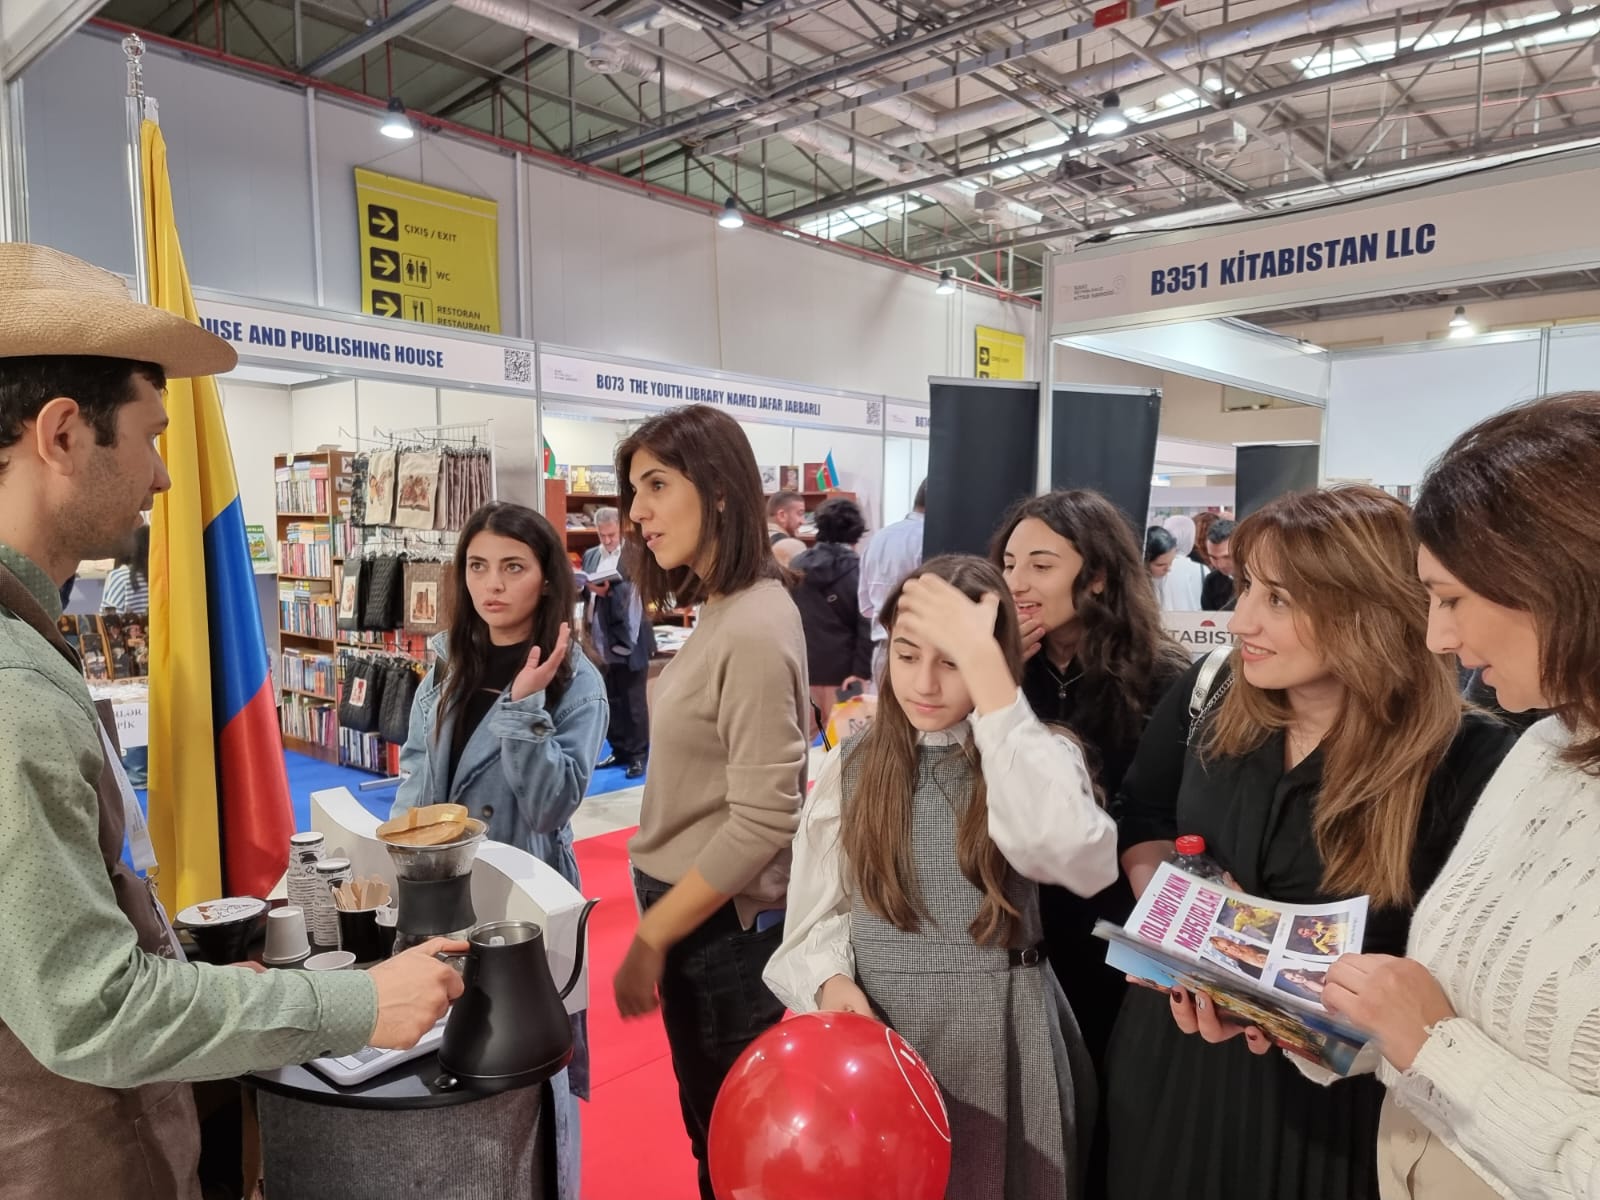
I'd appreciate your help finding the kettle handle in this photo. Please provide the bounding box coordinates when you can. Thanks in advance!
[557,898,602,1002]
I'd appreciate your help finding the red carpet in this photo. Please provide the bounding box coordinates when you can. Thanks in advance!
[576,828,700,1200]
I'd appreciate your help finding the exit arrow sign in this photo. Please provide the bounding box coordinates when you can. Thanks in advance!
[367,204,399,240]
[371,290,401,318]
[369,248,399,282]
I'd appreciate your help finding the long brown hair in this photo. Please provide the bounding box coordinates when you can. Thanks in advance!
[1414,392,1600,772]
[839,555,1029,947]
[989,489,1189,760]
[437,502,577,739]
[615,405,778,610]
[1204,486,1461,907]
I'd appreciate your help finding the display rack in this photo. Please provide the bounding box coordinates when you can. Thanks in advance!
[334,421,496,777]
[274,449,354,765]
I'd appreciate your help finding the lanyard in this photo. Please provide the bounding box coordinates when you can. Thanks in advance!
[97,723,186,963]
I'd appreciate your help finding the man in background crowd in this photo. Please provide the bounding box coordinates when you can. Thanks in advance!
[857,478,926,684]
[585,507,653,779]
[1201,517,1237,611]
[766,490,807,566]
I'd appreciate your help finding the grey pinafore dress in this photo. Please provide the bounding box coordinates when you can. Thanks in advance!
[844,734,1097,1200]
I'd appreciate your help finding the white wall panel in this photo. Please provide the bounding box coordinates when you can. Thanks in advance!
[290,378,357,452]
[356,379,437,437]
[218,382,293,545]
[1545,327,1600,394]
[438,388,540,508]
[1324,335,1543,487]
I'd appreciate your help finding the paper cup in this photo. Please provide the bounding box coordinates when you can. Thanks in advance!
[263,906,311,966]
[304,950,357,972]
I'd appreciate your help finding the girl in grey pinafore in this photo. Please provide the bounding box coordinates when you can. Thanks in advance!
[843,728,1098,1200]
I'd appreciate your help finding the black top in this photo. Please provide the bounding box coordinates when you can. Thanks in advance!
[1104,655,1519,1200]
[445,640,529,794]
[1201,569,1235,611]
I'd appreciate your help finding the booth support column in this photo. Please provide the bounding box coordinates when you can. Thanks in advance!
[0,78,24,242]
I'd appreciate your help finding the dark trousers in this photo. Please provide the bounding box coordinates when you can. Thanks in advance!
[634,871,785,1200]
[604,660,650,763]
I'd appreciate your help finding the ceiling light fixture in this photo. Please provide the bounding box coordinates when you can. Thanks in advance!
[379,97,414,140]
[718,196,744,229]
[936,268,956,295]
[1448,305,1474,337]
[1089,92,1129,137]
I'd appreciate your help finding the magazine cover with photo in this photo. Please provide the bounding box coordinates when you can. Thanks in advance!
[1096,863,1372,1074]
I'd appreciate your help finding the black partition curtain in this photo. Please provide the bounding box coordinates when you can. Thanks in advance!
[924,379,1040,559]
[1050,385,1162,535]
[1235,443,1321,518]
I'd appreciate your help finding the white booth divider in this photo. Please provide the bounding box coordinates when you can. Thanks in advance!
[1324,332,1545,488]
[1063,319,1330,407]
[1546,326,1600,394]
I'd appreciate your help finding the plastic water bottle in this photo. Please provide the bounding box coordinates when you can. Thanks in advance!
[1168,835,1229,884]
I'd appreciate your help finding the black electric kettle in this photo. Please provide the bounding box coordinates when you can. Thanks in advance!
[436,902,599,1095]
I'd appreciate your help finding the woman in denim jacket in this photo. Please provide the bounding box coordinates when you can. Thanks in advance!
[392,501,608,1200]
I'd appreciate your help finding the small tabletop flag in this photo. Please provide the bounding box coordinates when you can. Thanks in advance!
[816,451,840,490]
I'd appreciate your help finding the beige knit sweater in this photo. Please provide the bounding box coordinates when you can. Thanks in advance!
[629,579,809,927]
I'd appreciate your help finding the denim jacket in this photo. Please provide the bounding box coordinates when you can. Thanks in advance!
[393,632,608,894]
[391,631,608,1159]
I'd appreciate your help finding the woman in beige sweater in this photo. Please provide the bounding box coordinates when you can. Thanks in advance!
[610,404,810,1200]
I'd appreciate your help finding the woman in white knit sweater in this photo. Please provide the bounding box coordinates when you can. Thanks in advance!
[1323,391,1600,1200]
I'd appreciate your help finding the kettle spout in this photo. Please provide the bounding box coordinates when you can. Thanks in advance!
[557,898,601,1001]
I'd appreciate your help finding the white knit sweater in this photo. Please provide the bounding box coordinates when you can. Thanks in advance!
[1381,717,1600,1199]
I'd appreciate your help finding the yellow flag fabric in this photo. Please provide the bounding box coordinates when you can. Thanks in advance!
[141,119,297,912]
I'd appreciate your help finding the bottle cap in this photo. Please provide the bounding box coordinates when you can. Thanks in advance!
[1175,835,1207,856]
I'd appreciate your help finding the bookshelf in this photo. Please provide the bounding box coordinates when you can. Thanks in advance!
[273,449,353,765]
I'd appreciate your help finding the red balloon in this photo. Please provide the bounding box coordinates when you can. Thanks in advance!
[708,1011,952,1200]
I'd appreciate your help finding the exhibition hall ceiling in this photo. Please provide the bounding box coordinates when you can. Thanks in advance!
[96,0,1600,298]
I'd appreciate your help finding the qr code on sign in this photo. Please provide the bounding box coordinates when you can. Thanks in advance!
[504,348,533,384]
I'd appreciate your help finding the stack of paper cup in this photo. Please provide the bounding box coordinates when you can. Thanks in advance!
[286,832,325,920]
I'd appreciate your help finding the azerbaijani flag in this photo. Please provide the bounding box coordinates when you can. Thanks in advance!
[815,451,840,491]
[142,118,293,908]
[543,435,559,478]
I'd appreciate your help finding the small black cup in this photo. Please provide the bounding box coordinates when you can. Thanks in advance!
[336,908,387,965]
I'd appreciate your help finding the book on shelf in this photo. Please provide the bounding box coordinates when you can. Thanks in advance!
[279,522,333,578]
[278,582,337,640]
[275,458,332,514]
[280,693,337,749]
[280,648,337,699]
[1095,862,1372,1075]
[340,727,402,775]
[245,524,271,563]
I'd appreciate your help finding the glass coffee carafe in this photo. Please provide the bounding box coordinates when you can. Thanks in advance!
[382,820,486,955]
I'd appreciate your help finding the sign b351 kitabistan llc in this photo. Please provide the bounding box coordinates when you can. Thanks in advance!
[354,167,500,335]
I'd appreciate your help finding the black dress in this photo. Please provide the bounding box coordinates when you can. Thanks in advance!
[1020,652,1187,1076]
[1104,657,1517,1200]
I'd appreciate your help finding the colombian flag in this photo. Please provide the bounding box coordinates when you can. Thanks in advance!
[142,119,293,909]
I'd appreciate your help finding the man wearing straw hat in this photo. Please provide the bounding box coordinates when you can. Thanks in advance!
[0,243,466,1199]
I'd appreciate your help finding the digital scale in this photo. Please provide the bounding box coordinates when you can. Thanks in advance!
[305,1016,447,1087]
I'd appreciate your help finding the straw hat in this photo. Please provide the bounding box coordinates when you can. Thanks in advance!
[0,243,237,378]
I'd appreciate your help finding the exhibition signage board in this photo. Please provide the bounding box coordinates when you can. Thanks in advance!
[885,402,932,438]
[1163,610,1237,660]
[354,168,501,334]
[1049,149,1600,336]
[975,326,1028,379]
[539,349,886,433]
[196,294,537,393]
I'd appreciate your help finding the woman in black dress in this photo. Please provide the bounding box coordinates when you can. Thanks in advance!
[990,490,1190,1074]
[1105,485,1516,1200]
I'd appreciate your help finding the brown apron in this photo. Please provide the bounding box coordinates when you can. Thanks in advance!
[0,564,202,1200]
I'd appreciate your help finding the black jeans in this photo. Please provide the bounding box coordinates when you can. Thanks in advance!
[634,871,785,1200]
[605,661,651,763]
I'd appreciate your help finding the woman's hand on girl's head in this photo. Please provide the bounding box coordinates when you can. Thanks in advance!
[817,974,876,1018]
[510,622,571,702]
[1168,985,1272,1056]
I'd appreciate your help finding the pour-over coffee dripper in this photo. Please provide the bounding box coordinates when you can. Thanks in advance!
[382,819,486,954]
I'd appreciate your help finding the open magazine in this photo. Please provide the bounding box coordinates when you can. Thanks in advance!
[1095,863,1372,1074]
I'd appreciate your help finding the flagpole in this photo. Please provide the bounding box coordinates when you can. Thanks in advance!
[123,33,151,303]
